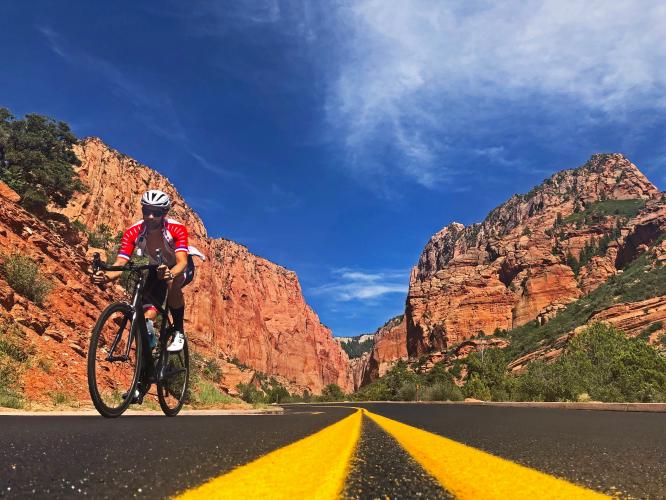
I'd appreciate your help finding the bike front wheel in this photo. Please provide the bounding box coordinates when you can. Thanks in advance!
[156,331,189,416]
[87,302,142,418]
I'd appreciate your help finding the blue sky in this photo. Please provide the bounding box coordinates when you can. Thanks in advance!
[2,1,666,337]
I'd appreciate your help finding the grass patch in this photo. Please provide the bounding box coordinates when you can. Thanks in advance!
[191,381,237,407]
[0,318,34,408]
[0,252,52,304]
[49,391,74,406]
[563,198,645,225]
[36,357,52,373]
[188,351,243,407]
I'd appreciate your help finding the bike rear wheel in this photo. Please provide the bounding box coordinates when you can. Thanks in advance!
[87,302,142,418]
[156,330,189,416]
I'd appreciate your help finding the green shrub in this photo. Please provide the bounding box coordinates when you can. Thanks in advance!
[0,253,52,304]
[421,381,464,401]
[202,358,222,383]
[464,349,512,399]
[318,383,346,402]
[228,356,250,371]
[262,377,290,403]
[340,336,375,359]
[0,319,35,363]
[464,374,491,400]
[237,383,266,404]
[424,361,454,385]
[49,391,73,406]
[87,224,114,250]
[396,382,418,401]
[638,321,663,341]
[514,323,666,402]
[0,108,83,215]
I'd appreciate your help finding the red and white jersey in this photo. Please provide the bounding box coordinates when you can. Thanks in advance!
[117,218,189,267]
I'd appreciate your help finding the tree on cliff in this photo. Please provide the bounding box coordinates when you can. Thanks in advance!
[0,108,83,215]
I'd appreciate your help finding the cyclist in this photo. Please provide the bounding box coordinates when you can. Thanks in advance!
[92,189,201,353]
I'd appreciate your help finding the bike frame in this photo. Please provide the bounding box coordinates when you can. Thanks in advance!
[93,252,174,389]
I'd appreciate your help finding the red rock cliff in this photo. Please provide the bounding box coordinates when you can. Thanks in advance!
[55,137,352,393]
[407,153,662,356]
[353,315,408,389]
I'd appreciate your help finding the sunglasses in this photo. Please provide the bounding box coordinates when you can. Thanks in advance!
[142,208,167,217]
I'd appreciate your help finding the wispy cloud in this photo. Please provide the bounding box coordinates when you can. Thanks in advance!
[312,268,409,302]
[37,25,188,142]
[323,1,666,189]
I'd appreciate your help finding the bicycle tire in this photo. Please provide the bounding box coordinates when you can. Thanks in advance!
[156,331,189,417]
[87,302,142,418]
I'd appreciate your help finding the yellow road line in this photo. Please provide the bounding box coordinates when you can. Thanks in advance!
[365,409,608,499]
[176,409,361,500]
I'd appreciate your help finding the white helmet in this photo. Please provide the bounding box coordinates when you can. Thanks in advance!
[141,189,171,210]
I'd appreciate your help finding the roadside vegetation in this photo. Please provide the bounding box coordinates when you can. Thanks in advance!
[0,317,35,408]
[0,107,83,215]
[351,323,666,403]
[187,353,243,408]
[0,252,53,305]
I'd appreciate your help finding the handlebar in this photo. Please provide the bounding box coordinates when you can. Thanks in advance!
[92,249,164,273]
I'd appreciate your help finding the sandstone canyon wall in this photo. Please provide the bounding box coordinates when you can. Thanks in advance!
[351,315,409,389]
[54,137,352,393]
[406,153,664,357]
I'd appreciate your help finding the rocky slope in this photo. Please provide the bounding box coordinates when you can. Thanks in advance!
[0,181,107,401]
[509,294,666,373]
[51,137,352,394]
[406,154,663,357]
[351,315,409,389]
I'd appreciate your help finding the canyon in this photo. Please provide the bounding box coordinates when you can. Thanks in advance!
[3,138,666,402]
[0,137,353,404]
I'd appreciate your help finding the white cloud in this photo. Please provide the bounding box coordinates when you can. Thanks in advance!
[312,268,408,302]
[325,0,666,188]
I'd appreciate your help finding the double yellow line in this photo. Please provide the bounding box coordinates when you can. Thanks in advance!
[177,408,608,499]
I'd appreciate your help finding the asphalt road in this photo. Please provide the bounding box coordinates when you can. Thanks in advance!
[1,403,664,498]
[343,402,666,498]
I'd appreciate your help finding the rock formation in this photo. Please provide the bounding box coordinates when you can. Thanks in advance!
[54,137,352,394]
[407,153,662,357]
[352,315,409,389]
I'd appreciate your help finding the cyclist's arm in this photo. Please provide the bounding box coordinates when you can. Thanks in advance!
[169,251,188,279]
[104,257,128,281]
[167,222,189,279]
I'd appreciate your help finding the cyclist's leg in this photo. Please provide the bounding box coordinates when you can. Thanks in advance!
[166,276,186,351]
[142,268,167,315]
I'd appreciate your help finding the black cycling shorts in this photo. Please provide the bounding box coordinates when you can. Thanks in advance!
[142,256,195,311]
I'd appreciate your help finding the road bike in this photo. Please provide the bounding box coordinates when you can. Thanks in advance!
[87,250,189,417]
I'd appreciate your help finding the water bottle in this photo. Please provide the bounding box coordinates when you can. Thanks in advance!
[146,319,157,349]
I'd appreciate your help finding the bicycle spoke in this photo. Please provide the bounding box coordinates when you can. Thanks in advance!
[157,337,189,416]
[88,303,141,417]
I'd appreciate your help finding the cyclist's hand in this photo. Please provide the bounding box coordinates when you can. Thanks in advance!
[157,264,173,281]
[91,270,108,286]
